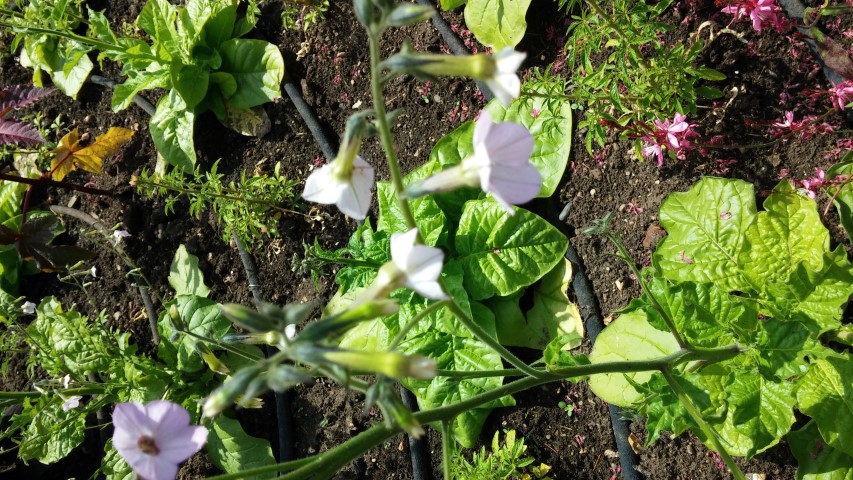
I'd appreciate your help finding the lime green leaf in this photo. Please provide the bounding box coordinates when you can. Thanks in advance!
[160,295,231,372]
[102,441,135,480]
[796,356,853,457]
[218,39,284,109]
[464,0,531,50]
[654,177,756,292]
[455,199,567,300]
[758,316,827,379]
[137,0,180,59]
[20,37,92,99]
[740,181,829,288]
[418,123,482,222]
[208,415,276,478]
[150,91,196,170]
[827,160,853,243]
[169,245,211,297]
[789,421,853,480]
[112,69,168,112]
[377,181,448,247]
[588,309,680,407]
[19,401,85,464]
[441,0,468,9]
[484,81,573,197]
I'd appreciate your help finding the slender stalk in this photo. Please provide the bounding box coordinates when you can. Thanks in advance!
[436,368,526,378]
[661,368,746,480]
[0,22,160,63]
[367,33,417,231]
[446,301,546,379]
[0,173,114,196]
[441,420,454,480]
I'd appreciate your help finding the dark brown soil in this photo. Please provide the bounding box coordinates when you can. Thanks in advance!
[1,0,851,478]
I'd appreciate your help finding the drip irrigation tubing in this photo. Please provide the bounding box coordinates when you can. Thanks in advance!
[416,3,645,479]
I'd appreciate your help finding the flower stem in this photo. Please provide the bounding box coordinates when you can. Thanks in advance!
[441,420,454,479]
[367,32,418,232]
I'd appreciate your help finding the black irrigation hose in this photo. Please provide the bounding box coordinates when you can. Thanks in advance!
[282,79,339,160]
[231,232,295,465]
[416,3,645,478]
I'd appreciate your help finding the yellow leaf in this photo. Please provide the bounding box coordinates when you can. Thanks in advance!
[49,127,134,181]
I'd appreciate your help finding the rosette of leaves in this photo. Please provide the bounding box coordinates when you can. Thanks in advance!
[316,82,577,446]
[587,177,853,477]
[84,0,284,170]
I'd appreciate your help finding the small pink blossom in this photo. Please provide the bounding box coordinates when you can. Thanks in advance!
[639,114,699,166]
[721,0,784,32]
[829,81,853,111]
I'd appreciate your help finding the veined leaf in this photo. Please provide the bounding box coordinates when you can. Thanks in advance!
[218,39,284,109]
[464,0,530,50]
[150,91,196,170]
[49,127,134,181]
[789,421,853,480]
[796,356,853,457]
[377,180,448,247]
[159,295,230,372]
[169,245,211,297]
[19,401,85,464]
[827,160,853,243]
[208,415,276,479]
[455,198,567,300]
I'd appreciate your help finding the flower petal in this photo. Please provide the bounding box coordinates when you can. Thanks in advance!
[390,228,420,268]
[473,110,494,147]
[156,425,208,464]
[336,157,374,220]
[302,164,345,205]
[113,402,155,445]
[477,121,534,167]
[482,162,541,208]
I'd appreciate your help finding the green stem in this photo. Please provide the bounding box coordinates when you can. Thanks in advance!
[441,420,454,480]
[367,32,417,232]
[604,231,689,349]
[661,368,746,480]
[0,22,159,63]
[436,368,526,378]
[446,301,546,379]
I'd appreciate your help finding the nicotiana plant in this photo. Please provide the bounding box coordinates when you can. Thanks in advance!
[2,0,285,170]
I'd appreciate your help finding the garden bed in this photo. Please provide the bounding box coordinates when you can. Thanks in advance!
[1,0,851,478]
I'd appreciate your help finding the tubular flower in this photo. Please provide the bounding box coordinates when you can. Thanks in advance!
[302,155,374,220]
[406,110,539,213]
[374,228,448,300]
[383,47,526,106]
[112,401,208,480]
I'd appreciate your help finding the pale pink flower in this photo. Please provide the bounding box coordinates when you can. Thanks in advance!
[722,0,783,32]
[302,156,374,220]
[113,230,131,245]
[485,47,526,107]
[62,396,82,412]
[384,228,448,301]
[112,401,208,480]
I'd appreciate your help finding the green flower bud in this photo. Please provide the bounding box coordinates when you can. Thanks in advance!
[203,366,262,417]
[386,3,435,27]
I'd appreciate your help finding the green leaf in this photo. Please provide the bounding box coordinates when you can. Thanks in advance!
[419,122,483,222]
[182,0,237,49]
[218,39,284,109]
[171,63,210,109]
[377,180,448,247]
[159,295,230,372]
[588,309,680,407]
[484,81,573,197]
[137,0,180,60]
[828,160,853,243]
[464,0,531,50]
[28,297,112,375]
[796,356,853,457]
[208,415,276,478]
[789,421,853,480]
[19,401,85,464]
[0,181,25,225]
[169,245,211,297]
[150,90,196,170]
[102,441,135,480]
[654,177,756,292]
[112,69,169,112]
[441,0,468,9]
[20,37,92,99]
[692,67,727,81]
[740,180,829,288]
[758,316,826,380]
[455,198,567,300]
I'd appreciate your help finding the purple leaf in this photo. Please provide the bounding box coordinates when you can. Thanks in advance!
[0,85,54,112]
[0,120,45,145]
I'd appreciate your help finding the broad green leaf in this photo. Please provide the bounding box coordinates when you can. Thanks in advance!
[789,421,853,480]
[218,39,284,109]
[0,181,25,225]
[101,441,135,480]
[588,309,680,407]
[169,245,211,297]
[20,37,92,99]
[182,0,237,49]
[740,181,829,287]
[828,160,853,243]
[796,356,853,457]
[137,0,180,60]
[150,91,196,170]
[332,286,394,351]
[441,0,468,9]
[19,401,85,464]
[112,69,169,112]
[29,297,112,375]
[484,81,573,197]
[377,181,448,247]
[455,199,567,300]
[400,305,513,447]
[654,177,756,292]
[419,122,482,222]
[208,415,276,478]
[705,375,796,458]
[159,295,230,372]
[758,316,827,379]
[464,0,530,50]
[171,63,210,109]
[764,246,853,333]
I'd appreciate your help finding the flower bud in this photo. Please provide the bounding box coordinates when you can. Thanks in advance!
[320,349,437,380]
[265,365,313,392]
[386,3,435,27]
[203,366,261,417]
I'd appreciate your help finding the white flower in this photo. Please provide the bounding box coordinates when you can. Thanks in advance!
[407,110,539,214]
[62,396,82,412]
[113,230,131,244]
[90,266,97,278]
[302,156,374,220]
[21,301,36,315]
[382,228,448,300]
[112,400,208,480]
[484,47,526,107]
[62,374,72,389]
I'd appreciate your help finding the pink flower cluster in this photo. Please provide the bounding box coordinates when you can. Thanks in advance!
[829,81,853,111]
[770,111,835,139]
[800,167,850,199]
[640,113,699,166]
[720,0,785,32]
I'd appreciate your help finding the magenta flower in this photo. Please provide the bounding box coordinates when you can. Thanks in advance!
[112,401,208,480]
[721,0,783,32]
[639,114,698,166]
[829,81,853,111]
[652,113,689,150]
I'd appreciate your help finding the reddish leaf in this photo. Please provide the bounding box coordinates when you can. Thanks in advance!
[0,119,45,145]
[0,85,54,114]
[0,214,95,271]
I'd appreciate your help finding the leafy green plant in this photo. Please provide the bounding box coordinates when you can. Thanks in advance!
[587,177,853,477]
[451,429,554,480]
[3,0,285,169]
[557,0,724,154]
[135,160,303,247]
[0,245,275,477]
[438,0,531,52]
